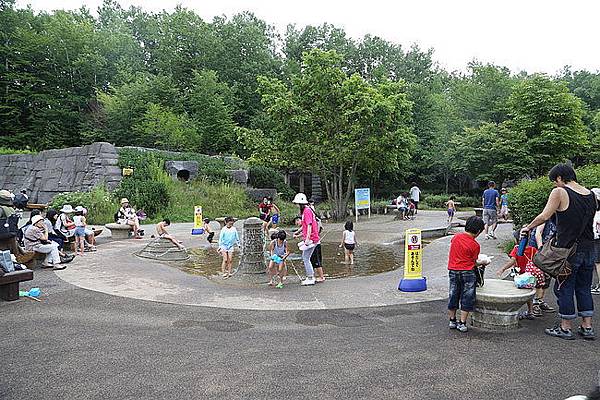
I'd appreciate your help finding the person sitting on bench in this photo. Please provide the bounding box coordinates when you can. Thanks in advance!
[24,215,71,269]
[116,198,142,239]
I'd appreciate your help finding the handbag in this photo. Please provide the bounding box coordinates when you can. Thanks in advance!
[0,206,19,240]
[532,235,575,286]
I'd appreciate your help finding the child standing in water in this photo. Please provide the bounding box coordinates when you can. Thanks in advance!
[218,217,240,279]
[267,230,289,288]
[203,218,214,244]
[446,196,456,223]
[340,221,357,265]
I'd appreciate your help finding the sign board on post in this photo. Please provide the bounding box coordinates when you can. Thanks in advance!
[191,205,204,235]
[399,228,427,292]
[354,188,371,222]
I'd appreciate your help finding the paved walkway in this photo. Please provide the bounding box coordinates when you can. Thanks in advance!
[54,211,515,310]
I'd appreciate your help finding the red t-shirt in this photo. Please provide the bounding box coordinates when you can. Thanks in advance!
[509,246,537,274]
[448,232,480,271]
[258,203,272,214]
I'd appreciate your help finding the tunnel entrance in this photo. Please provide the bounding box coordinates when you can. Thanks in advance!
[176,169,191,182]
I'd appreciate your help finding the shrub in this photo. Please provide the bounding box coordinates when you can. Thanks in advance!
[508,163,600,227]
[50,186,117,225]
[248,165,294,200]
[0,147,35,155]
[422,194,481,209]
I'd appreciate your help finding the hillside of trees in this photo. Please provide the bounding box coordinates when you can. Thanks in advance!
[1,0,599,196]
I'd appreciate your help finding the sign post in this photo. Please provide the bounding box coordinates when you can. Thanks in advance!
[354,188,371,222]
[398,228,427,292]
[191,205,204,235]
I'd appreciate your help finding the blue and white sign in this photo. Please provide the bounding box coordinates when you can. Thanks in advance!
[354,188,371,210]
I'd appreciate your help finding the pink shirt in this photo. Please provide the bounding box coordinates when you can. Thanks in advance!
[301,207,320,243]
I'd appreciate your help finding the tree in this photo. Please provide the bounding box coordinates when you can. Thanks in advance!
[255,49,415,219]
[133,103,200,151]
[507,74,588,174]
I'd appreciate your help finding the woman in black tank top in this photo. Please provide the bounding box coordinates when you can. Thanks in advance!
[522,163,597,340]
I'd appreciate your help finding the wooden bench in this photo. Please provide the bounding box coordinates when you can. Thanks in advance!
[0,269,34,301]
[25,203,48,211]
[105,223,133,240]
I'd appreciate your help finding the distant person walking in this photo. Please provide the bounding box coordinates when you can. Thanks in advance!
[409,183,421,215]
[482,181,500,239]
[521,164,597,340]
[499,188,509,221]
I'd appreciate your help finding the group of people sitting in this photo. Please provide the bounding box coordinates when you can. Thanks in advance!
[393,193,417,220]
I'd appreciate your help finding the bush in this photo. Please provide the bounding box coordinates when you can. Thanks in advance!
[508,163,600,227]
[0,147,35,155]
[422,194,481,209]
[50,186,118,225]
[248,165,294,200]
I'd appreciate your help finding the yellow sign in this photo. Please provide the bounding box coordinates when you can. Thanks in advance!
[403,229,423,279]
[122,167,134,176]
[191,205,203,235]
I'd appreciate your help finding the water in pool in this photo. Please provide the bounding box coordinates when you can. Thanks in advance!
[182,239,408,279]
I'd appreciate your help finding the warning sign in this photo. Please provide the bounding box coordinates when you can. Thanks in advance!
[403,229,422,279]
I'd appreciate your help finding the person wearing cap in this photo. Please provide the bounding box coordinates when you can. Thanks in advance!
[24,215,67,270]
[308,197,326,283]
[292,193,320,286]
[116,198,141,239]
[0,189,21,257]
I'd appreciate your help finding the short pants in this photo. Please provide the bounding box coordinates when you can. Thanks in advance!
[448,270,476,312]
[344,243,355,251]
[310,243,322,268]
[74,226,87,237]
[219,245,234,253]
[271,214,279,224]
[524,262,546,289]
[259,213,271,222]
[482,209,498,225]
[447,209,455,217]
[207,232,215,243]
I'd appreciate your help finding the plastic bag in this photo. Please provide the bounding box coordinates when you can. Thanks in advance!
[0,250,14,273]
[514,272,536,289]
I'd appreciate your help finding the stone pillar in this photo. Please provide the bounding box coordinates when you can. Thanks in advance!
[238,217,265,274]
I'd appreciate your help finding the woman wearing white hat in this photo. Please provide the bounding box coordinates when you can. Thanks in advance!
[24,215,67,270]
[55,204,76,239]
[292,193,320,286]
[117,198,141,239]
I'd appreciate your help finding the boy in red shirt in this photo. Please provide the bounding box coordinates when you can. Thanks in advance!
[447,216,489,332]
[496,242,546,318]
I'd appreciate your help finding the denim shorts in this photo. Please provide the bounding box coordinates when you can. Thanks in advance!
[74,226,87,237]
[448,270,476,312]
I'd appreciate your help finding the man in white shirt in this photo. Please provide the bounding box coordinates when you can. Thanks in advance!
[409,183,421,215]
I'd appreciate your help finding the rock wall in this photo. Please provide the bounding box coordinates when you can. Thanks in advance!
[0,142,122,204]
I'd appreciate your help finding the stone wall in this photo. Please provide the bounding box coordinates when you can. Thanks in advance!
[0,142,122,204]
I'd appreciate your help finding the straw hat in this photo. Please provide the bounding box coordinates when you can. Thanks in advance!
[60,204,74,213]
[120,198,129,205]
[31,215,44,225]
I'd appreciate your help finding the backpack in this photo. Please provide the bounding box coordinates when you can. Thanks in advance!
[0,206,19,240]
[12,193,28,209]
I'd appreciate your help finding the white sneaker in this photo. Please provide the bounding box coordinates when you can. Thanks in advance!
[301,277,316,286]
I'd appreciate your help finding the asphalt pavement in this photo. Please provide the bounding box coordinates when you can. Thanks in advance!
[1,270,599,400]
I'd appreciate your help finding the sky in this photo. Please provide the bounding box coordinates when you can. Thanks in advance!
[15,0,600,74]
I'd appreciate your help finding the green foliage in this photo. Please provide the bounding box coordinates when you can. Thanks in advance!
[248,165,294,199]
[133,104,200,152]
[50,186,118,225]
[0,147,35,155]
[508,177,553,228]
[575,164,600,188]
[422,194,481,209]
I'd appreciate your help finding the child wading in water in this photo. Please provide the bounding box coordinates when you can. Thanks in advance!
[203,218,214,244]
[339,221,357,265]
[446,196,456,223]
[218,217,240,279]
[267,230,289,288]
[155,218,185,250]
[447,216,490,332]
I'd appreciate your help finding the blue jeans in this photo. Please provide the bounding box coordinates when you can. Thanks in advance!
[554,242,595,320]
[448,270,476,312]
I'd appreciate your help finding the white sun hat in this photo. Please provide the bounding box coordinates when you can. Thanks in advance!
[60,204,74,213]
[292,193,308,205]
